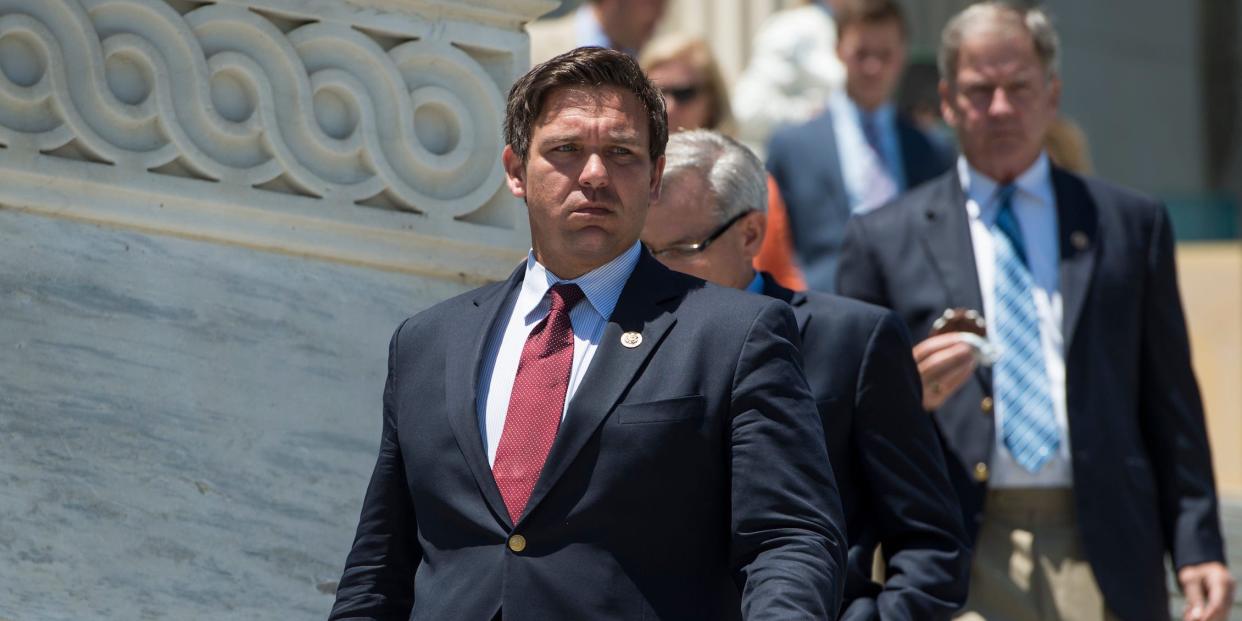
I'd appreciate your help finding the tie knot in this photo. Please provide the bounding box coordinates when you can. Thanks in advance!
[862,115,882,142]
[548,283,585,313]
[995,184,1017,209]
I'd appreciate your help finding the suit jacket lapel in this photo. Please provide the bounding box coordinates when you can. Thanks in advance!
[921,173,991,390]
[520,251,682,523]
[897,118,929,188]
[1051,167,1099,351]
[444,263,524,528]
[922,173,986,315]
[817,111,850,218]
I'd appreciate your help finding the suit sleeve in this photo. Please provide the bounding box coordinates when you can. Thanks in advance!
[330,319,422,620]
[853,312,970,619]
[1137,206,1226,569]
[837,215,890,308]
[730,300,847,619]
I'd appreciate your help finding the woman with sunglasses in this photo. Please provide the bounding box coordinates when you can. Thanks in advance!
[639,34,734,135]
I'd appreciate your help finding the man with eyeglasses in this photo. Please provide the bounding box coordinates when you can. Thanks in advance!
[766,0,954,293]
[642,129,971,619]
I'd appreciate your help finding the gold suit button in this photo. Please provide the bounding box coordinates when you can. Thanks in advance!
[981,397,994,414]
[508,534,527,553]
[1071,230,1090,251]
[973,462,990,482]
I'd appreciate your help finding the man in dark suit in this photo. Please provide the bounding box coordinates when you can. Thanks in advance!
[329,47,847,621]
[766,0,954,293]
[836,4,1233,620]
[642,128,970,620]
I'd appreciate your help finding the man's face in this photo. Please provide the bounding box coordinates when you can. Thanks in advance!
[640,172,759,290]
[503,85,664,279]
[598,0,667,51]
[838,20,907,111]
[940,27,1060,182]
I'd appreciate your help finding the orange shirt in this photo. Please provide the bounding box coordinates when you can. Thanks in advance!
[755,175,807,291]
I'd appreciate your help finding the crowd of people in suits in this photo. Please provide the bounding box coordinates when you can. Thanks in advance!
[328,1,1234,619]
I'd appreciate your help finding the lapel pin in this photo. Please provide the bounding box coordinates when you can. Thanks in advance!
[1071,231,1089,251]
[620,331,642,348]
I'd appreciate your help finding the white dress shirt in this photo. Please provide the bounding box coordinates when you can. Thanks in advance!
[959,153,1072,488]
[476,243,640,467]
[829,92,903,214]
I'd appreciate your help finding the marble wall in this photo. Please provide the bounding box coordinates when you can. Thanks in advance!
[0,0,554,617]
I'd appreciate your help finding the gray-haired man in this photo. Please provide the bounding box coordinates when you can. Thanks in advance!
[837,3,1233,619]
[642,129,971,619]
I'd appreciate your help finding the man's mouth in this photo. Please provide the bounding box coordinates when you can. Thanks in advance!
[571,204,614,217]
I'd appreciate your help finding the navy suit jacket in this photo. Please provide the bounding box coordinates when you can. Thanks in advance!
[761,274,970,621]
[767,109,954,293]
[836,168,1227,621]
[330,251,847,621]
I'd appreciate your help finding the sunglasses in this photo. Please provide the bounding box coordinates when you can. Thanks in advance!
[660,84,703,104]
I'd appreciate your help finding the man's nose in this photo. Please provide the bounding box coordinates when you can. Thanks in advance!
[862,56,884,76]
[579,152,609,188]
[989,86,1015,116]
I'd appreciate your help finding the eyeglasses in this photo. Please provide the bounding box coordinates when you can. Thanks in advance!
[660,84,702,105]
[646,210,753,259]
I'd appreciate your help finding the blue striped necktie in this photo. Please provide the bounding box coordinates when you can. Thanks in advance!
[992,185,1058,472]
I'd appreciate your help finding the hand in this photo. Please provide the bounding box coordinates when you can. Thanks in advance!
[1179,562,1235,621]
[913,334,978,411]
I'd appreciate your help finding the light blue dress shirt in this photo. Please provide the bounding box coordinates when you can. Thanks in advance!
[853,100,907,192]
[828,93,907,213]
[744,271,765,294]
[476,242,641,466]
[958,153,1071,487]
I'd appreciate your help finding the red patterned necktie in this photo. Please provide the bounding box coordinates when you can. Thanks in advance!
[492,283,586,524]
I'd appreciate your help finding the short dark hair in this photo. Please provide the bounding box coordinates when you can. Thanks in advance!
[835,0,907,40]
[504,46,668,163]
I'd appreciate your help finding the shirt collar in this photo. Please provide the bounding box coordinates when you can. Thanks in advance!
[850,98,896,129]
[519,241,641,323]
[958,151,1054,221]
[743,271,765,294]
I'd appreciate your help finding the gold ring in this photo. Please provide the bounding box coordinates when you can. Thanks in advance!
[930,382,941,395]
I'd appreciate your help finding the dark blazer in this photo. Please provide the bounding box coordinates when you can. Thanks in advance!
[330,251,847,621]
[836,168,1227,621]
[767,108,954,293]
[762,274,970,621]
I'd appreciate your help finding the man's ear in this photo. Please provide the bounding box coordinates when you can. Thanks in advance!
[502,145,527,199]
[739,211,767,261]
[1048,76,1062,114]
[649,154,666,202]
[938,80,958,129]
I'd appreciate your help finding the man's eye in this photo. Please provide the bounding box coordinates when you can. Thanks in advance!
[660,246,699,259]
[610,147,633,155]
[553,144,577,153]
[965,86,991,100]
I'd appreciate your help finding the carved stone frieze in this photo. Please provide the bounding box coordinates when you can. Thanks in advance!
[0,0,556,282]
